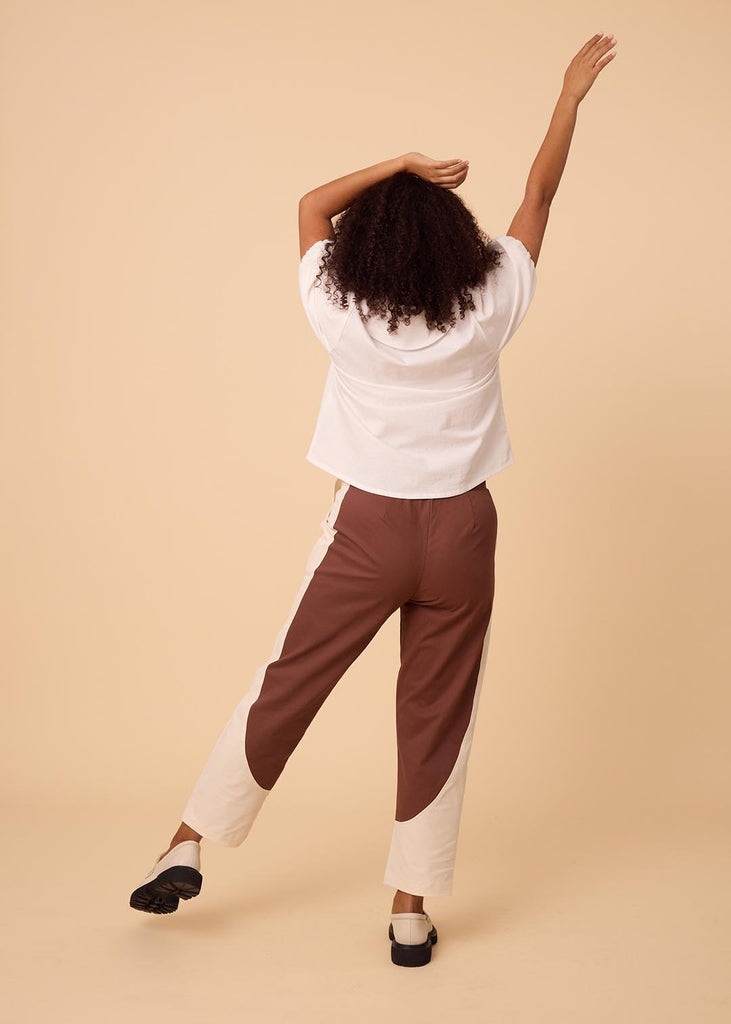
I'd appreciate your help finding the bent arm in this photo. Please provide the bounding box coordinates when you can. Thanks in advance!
[298,154,407,259]
[300,154,407,218]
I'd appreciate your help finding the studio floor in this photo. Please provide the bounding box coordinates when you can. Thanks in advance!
[4,797,730,1023]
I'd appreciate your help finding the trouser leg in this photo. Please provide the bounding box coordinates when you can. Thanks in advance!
[180,480,414,847]
[382,483,498,897]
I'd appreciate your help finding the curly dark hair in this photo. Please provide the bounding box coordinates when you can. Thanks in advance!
[313,170,503,335]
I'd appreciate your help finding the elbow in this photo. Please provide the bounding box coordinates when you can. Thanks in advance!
[525,187,552,209]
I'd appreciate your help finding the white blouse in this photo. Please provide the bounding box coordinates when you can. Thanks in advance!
[298,233,537,499]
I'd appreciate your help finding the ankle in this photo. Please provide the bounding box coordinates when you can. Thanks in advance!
[391,889,424,914]
[170,823,202,846]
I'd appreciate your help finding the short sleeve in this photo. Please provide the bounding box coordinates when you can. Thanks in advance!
[298,238,344,352]
[491,234,537,351]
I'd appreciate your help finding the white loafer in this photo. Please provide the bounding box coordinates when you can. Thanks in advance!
[388,910,438,967]
[129,839,203,915]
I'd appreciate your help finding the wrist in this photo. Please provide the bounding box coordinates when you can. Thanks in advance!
[558,89,581,110]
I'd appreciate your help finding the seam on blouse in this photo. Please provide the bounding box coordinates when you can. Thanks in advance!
[332,359,499,398]
[325,300,356,355]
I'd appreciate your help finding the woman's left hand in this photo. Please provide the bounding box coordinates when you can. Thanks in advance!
[403,152,469,188]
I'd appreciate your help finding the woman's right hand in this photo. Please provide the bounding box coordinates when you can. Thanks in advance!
[562,32,618,103]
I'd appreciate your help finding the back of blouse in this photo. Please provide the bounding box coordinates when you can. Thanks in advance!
[298,234,537,499]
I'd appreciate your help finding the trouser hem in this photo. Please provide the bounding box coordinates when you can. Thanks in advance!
[382,876,454,898]
[180,811,245,848]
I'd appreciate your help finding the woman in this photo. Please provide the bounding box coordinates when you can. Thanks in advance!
[129,33,617,967]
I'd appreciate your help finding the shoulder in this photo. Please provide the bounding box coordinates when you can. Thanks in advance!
[299,237,333,275]
[471,235,538,351]
[298,238,350,352]
[491,235,536,276]
[480,234,537,304]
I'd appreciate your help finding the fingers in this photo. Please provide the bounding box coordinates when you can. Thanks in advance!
[435,159,468,179]
[417,156,469,187]
[439,173,468,188]
[592,36,617,69]
[595,50,617,70]
[436,166,469,188]
[434,157,468,170]
[579,32,604,56]
[591,32,617,58]
[579,32,616,62]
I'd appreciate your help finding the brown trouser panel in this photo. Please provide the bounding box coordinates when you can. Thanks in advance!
[246,481,497,805]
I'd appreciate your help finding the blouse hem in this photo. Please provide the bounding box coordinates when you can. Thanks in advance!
[305,452,514,499]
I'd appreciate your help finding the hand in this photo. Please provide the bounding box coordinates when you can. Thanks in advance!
[403,152,469,189]
[562,32,618,103]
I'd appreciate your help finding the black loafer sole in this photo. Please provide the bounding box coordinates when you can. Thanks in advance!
[129,865,203,914]
[388,922,438,967]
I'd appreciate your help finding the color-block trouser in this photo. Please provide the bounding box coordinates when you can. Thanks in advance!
[180,478,498,898]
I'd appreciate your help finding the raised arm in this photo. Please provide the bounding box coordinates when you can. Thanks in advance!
[507,32,618,267]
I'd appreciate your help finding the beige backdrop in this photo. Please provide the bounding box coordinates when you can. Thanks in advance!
[2,0,730,1020]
